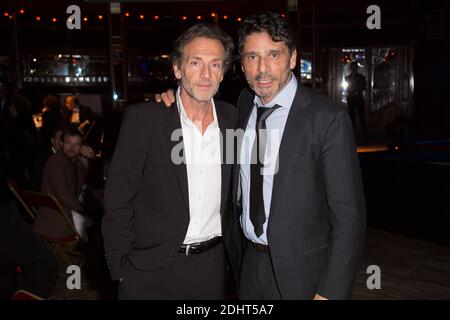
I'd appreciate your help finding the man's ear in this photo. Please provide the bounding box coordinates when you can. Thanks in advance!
[290,49,297,70]
[173,63,182,80]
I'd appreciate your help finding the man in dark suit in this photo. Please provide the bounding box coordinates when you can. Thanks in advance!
[63,95,96,133]
[1,131,58,299]
[235,13,366,300]
[62,95,102,152]
[346,61,369,139]
[157,13,366,300]
[34,127,95,239]
[102,23,242,299]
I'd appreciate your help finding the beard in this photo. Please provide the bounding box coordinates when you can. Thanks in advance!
[180,78,219,103]
[246,68,292,104]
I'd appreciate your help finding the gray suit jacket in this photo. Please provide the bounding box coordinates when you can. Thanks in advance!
[233,85,367,299]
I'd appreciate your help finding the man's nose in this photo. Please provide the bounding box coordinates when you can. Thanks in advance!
[200,65,211,79]
[258,57,268,74]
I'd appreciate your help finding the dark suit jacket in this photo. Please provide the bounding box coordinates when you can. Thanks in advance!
[62,104,96,126]
[33,151,87,239]
[233,85,367,299]
[102,99,243,285]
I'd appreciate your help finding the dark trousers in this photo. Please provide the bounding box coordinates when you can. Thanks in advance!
[118,242,227,300]
[348,96,369,138]
[239,242,282,300]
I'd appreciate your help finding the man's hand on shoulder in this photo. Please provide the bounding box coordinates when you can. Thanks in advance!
[154,89,176,107]
[80,145,95,160]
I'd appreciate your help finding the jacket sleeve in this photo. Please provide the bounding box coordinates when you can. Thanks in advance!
[317,110,367,299]
[101,106,150,280]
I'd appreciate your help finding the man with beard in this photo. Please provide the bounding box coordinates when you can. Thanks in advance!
[158,13,366,300]
[102,23,241,299]
[33,127,95,239]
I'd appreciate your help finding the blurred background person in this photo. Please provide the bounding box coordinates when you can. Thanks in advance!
[345,61,369,140]
[2,94,39,189]
[39,95,64,149]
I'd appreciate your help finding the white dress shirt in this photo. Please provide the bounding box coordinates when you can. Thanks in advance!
[176,88,222,244]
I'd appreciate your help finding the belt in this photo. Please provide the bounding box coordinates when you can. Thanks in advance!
[179,236,222,255]
[249,241,269,253]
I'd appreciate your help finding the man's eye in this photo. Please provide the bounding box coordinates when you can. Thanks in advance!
[190,61,199,66]
[271,52,278,58]
[247,55,256,60]
[212,63,222,69]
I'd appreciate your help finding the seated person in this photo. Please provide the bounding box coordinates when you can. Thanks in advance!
[33,127,98,240]
[63,95,102,153]
[62,95,96,135]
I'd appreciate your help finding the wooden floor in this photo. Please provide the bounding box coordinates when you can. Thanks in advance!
[353,229,450,299]
[49,228,450,300]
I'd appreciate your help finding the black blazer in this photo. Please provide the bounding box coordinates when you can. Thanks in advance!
[233,85,367,299]
[102,99,242,284]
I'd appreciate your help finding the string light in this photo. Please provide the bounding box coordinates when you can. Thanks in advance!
[1,10,254,26]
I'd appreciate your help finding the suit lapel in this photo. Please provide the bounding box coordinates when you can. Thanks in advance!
[268,85,312,223]
[238,89,255,130]
[163,101,190,215]
[215,100,233,221]
[233,89,255,212]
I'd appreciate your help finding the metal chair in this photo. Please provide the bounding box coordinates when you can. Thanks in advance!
[22,191,86,268]
[6,178,36,221]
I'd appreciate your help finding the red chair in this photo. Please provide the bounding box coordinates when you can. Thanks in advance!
[22,191,86,268]
[11,290,44,300]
